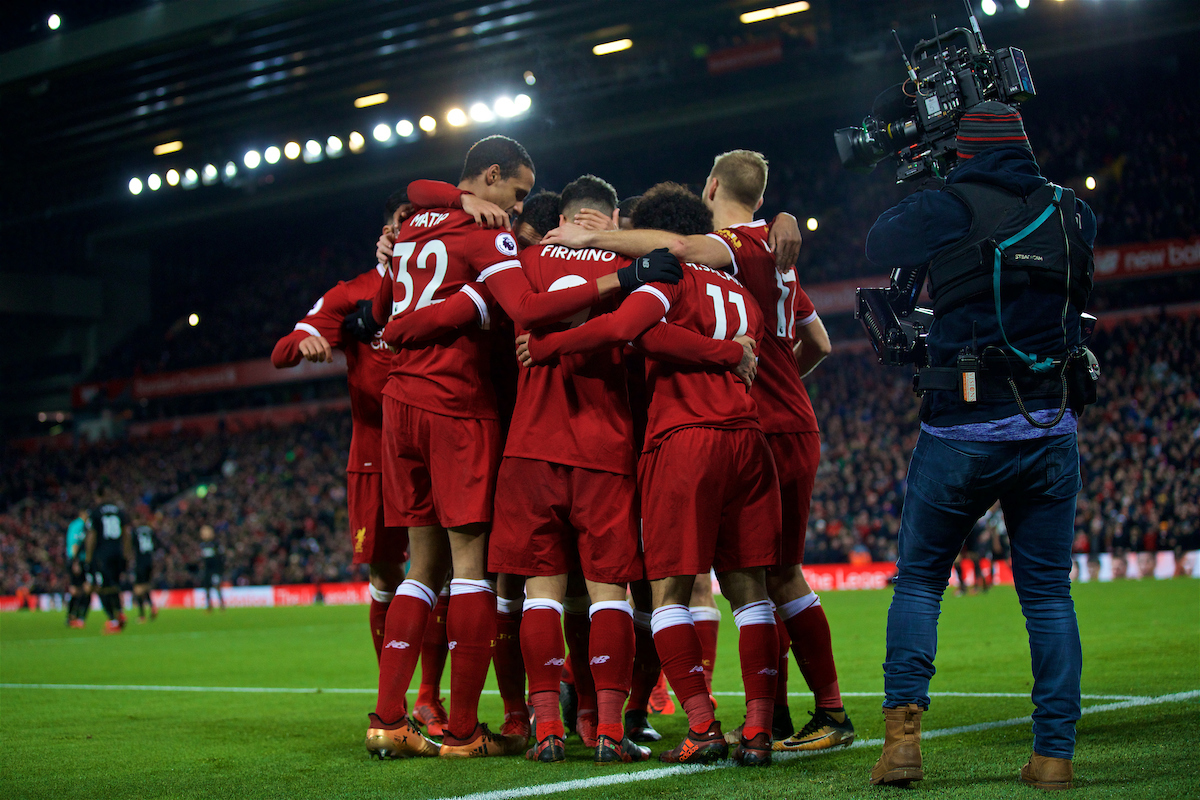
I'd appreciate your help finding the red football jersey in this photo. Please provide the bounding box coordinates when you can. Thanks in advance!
[635,264,765,453]
[379,208,523,420]
[505,244,637,476]
[708,221,819,434]
[290,266,391,473]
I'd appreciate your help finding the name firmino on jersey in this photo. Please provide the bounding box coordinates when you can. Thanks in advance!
[540,245,618,262]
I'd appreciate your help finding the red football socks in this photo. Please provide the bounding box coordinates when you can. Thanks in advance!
[734,601,779,740]
[494,604,527,718]
[446,580,497,740]
[416,590,450,705]
[374,580,436,723]
[368,590,392,663]
[589,603,635,742]
[652,605,713,733]
[691,606,721,695]
[781,594,843,709]
[521,600,566,740]
[774,610,791,706]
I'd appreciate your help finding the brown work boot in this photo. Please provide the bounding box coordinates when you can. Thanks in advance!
[869,704,924,787]
[1019,753,1074,790]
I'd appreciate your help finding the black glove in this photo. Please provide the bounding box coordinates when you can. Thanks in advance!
[342,299,382,343]
[617,248,683,292]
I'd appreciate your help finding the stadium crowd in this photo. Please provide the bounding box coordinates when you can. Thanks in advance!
[4,312,1195,597]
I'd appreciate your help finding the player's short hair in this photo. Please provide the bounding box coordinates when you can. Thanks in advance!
[384,190,408,223]
[461,135,535,182]
[710,149,768,208]
[559,174,619,220]
[617,196,641,221]
[514,191,561,238]
[631,182,713,236]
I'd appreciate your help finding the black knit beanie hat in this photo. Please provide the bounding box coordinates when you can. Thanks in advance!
[955,101,1031,159]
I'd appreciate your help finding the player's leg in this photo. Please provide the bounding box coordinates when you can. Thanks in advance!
[368,523,447,758]
[585,580,648,763]
[573,468,649,764]
[436,522,503,754]
[368,397,446,757]
[519,573,569,762]
[713,429,785,766]
[368,561,405,661]
[640,428,728,764]
[765,428,852,751]
[494,572,529,744]
[688,573,720,703]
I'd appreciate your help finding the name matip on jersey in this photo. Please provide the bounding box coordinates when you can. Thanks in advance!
[634,263,766,452]
[505,244,637,476]
[293,267,392,473]
[380,208,521,420]
[708,220,819,434]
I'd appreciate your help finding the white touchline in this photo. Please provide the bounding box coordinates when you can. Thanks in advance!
[0,684,1143,701]
[428,690,1199,800]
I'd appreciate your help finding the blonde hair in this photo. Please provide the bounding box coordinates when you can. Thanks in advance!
[710,149,768,209]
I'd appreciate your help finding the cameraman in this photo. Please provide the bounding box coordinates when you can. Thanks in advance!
[864,102,1095,791]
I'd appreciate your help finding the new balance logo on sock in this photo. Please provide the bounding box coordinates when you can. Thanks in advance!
[384,640,410,650]
[544,657,566,666]
[689,665,704,673]
[757,667,779,675]
[590,655,610,665]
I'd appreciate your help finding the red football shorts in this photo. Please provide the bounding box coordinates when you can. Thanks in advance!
[347,471,409,565]
[765,431,820,570]
[490,457,641,584]
[382,396,501,529]
[639,427,782,581]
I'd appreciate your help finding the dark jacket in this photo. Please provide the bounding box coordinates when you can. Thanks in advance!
[866,146,1097,426]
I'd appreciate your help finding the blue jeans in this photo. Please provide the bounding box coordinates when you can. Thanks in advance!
[883,431,1083,759]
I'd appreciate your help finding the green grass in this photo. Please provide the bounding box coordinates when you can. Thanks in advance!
[2,579,1197,800]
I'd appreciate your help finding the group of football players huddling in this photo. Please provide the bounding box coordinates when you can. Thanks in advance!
[271,133,854,767]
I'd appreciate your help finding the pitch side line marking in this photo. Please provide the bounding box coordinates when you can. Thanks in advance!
[0,684,1144,701]
[427,690,1200,800]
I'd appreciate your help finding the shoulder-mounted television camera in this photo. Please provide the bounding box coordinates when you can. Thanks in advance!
[834,1,1036,183]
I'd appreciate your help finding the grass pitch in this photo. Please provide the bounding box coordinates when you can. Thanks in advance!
[2,579,1197,800]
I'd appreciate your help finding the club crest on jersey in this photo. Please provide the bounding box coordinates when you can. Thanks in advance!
[495,232,518,257]
[410,211,450,228]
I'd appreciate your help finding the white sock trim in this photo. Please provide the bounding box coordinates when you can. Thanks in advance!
[563,595,589,615]
[589,600,633,620]
[396,580,436,608]
[523,597,564,616]
[368,585,395,604]
[689,605,722,624]
[777,592,820,621]
[496,594,524,615]
[450,578,496,596]
[732,600,775,630]
[633,610,652,631]
[650,604,694,636]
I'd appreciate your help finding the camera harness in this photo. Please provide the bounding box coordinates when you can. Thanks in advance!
[917,180,1096,427]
